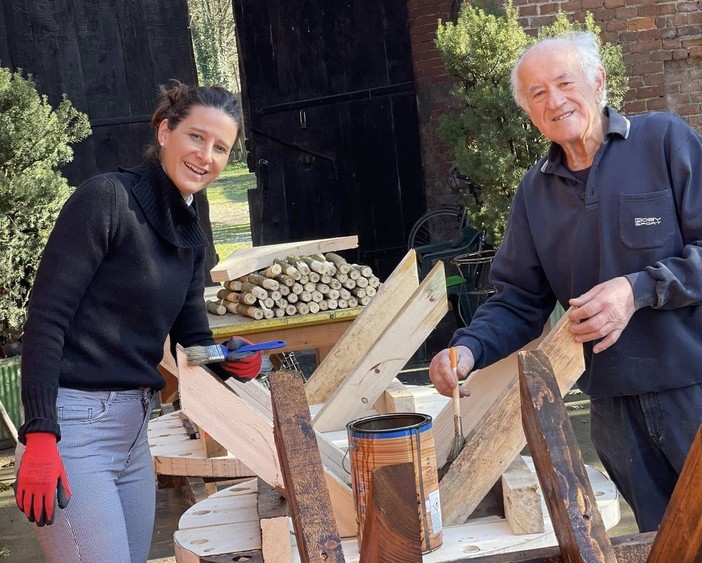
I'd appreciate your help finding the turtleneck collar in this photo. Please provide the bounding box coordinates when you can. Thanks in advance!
[123,158,210,249]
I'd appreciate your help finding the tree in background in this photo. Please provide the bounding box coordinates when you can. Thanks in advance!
[0,68,91,354]
[188,0,246,159]
[436,2,628,245]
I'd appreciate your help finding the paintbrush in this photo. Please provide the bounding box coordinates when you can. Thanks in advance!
[184,339,287,365]
[438,347,465,479]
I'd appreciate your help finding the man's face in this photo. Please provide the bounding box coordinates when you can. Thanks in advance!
[517,42,604,147]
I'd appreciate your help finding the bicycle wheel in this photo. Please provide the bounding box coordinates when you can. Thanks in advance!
[453,249,496,326]
[407,207,466,250]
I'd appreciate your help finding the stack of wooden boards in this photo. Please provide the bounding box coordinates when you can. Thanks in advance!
[207,251,381,320]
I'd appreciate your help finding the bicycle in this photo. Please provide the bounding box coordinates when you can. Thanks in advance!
[408,167,495,328]
[406,167,479,250]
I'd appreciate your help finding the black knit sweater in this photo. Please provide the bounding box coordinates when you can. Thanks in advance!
[19,158,217,441]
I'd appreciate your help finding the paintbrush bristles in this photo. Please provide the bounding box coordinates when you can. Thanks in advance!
[184,344,228,365]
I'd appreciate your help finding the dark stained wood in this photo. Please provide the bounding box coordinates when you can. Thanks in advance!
[463,532,654,562]
[201,553,263,563]
[233,0,425,279]
[647,425,702,562]
[359,462,422,563]
[257,477,288,520]
[1,0,197,183]
[0,0,220,282]
[518,349,616,562]
[269,370,345,563]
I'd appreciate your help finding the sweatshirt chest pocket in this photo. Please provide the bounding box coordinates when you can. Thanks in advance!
[618,190,677,250]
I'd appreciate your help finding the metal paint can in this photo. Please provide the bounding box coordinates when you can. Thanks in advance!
[346,412,443,553]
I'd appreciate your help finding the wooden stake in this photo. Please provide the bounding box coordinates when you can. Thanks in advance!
[647,424,702,561]
[269,371,345,562]
[519,349,616,562]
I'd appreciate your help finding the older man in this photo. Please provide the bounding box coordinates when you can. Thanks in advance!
[429,31,702,532]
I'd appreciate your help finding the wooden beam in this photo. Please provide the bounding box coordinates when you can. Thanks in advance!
[647,425,702,561]
[269,370,345,562]
[175,347,357,537]
[177,346,283,488]
[211,235,359,283]
[439,312,583,525]
[258,477,293,563]
[312,261,447,432]
[0,398,18,445]
[462,531,655,562]
[305,248,419,405]
[359,463,422,562]
[501,455,544,535]
[148,410,252,479]
[373,378,416,414]
[519,349,615,562]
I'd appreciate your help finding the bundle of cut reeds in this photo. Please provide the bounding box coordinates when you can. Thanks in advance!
[205,252,381,320]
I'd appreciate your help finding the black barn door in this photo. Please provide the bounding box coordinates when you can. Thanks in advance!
[233,0,425,278]
[0,0,225,281]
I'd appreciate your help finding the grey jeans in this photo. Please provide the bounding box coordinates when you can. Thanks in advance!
[16,387,157,563]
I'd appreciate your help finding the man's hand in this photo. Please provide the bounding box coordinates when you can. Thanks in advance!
[568,276,635,353]
[429,345,474,398]
[14,432,71,526]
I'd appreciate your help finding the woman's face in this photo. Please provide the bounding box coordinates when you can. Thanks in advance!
[157,105,239,198]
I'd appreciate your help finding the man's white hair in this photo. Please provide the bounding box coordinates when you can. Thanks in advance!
[510,31,607,111]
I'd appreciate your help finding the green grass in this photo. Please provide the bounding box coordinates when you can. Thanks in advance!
[207,160,255,260]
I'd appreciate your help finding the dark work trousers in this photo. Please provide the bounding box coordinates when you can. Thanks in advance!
[589,383,702,533]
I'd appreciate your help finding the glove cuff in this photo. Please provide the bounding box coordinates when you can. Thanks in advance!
[25,432,58,447]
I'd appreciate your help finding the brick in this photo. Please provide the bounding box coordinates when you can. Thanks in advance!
[628,17,656,31]
[645,97,668,111]
[642,72,666,86]
[631,61,665,75]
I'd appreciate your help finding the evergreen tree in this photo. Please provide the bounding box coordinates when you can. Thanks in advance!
[436,3,628,245]
[0,68,90,350]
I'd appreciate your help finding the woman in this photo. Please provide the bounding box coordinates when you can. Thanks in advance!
[13,81,261,562]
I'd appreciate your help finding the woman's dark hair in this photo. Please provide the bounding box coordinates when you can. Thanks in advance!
[146,80,242,159]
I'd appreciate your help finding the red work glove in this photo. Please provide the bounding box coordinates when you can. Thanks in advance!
[14,432,71,526]
[221,336,263,380]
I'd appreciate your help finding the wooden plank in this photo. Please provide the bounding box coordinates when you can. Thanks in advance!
[210,236,359,282]
[439,312,583,525]
[0,398,18,445]
[501,455,544,535]
[373,378,416,414]
[269,370,345,562]
[359,463,422,562]
[312,261,447,432]
[647,425,702,562]
[258,477,293,563]
[176,348,357,538]
[519,349,615,562]
[464,531,655,562]
[148,411,252,479]
[177,347,284,488]
[225,376,273,419]
[305,249,419,405]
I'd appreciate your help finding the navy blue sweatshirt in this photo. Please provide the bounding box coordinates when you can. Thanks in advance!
[19,158,218,440]
[451,108,702,396]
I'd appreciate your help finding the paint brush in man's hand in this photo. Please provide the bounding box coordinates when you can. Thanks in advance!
[184,339,286,365]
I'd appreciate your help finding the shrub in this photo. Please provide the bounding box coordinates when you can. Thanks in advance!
[0,68,91,349]
[436,2,629,245]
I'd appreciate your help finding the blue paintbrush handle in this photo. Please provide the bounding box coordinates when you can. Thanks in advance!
[232,339,287,353]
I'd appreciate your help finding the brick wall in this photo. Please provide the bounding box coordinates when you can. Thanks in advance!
[407,0,702,208]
